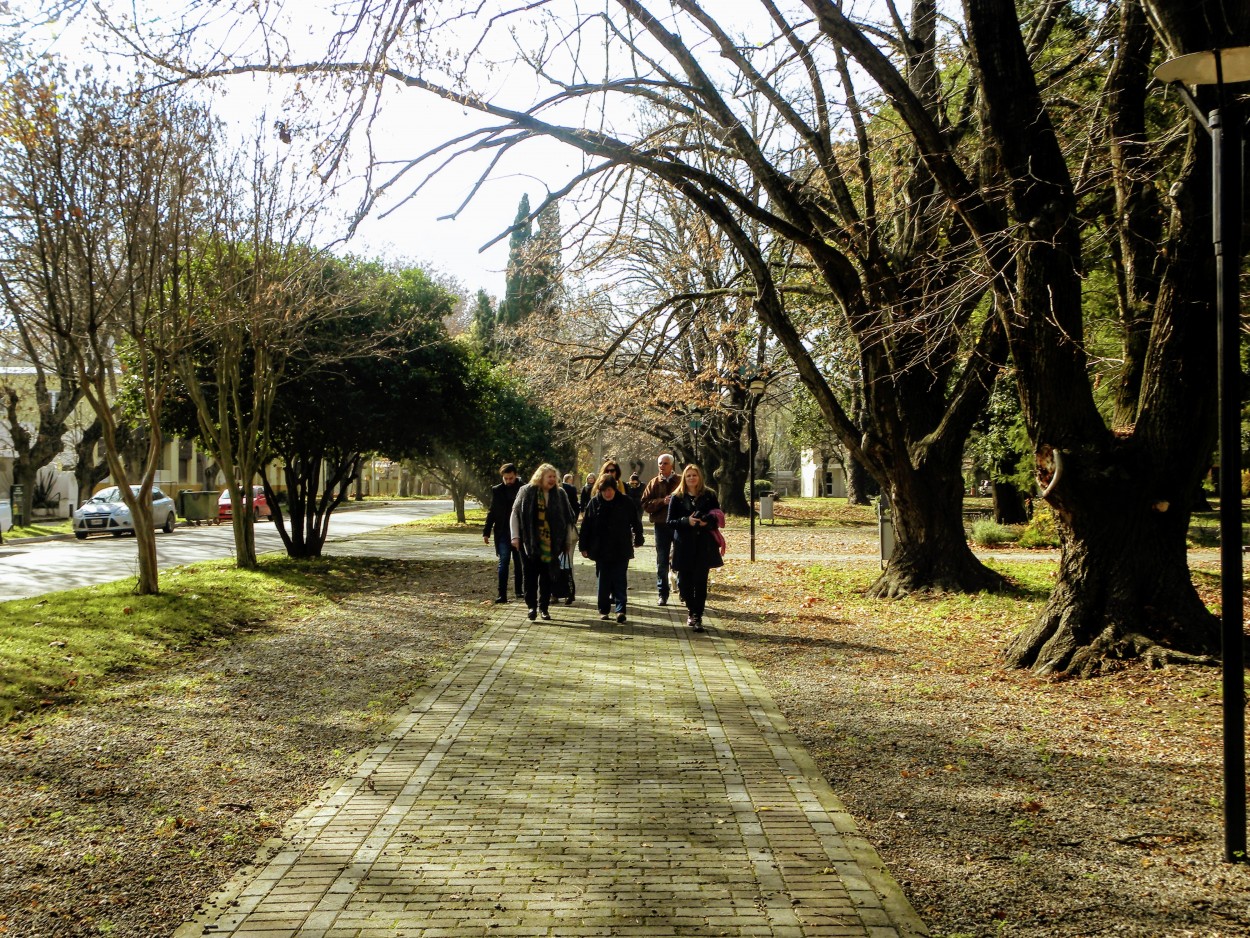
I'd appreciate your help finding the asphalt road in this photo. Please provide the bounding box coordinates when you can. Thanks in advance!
[0,500,457,602]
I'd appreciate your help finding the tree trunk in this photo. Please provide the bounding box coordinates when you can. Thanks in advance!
[1004,449,1218,675]
[452,488,467,523]
[870,449,1004,597]
[133,519,160,594]
[845,454,873,505]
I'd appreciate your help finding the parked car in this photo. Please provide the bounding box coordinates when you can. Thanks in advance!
[218,485,274,523]
[0,498,11,533]
[73,485,177,540]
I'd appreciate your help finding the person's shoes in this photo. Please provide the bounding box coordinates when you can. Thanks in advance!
[564,595,575,605]
[599,611,611,620]
[658,596,668,606]
[527,608,538,621]
[494,596,508,604]
[692,616,705,632]
[686,615,695,627]
[540,609,551,620]
[616,612,627,624]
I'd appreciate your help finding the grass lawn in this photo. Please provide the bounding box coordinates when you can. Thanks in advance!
[404,506,487,533]
[0,555,410,723]
[3,519,73,539]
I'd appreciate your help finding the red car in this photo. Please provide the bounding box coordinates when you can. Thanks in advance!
[218,485,274,523]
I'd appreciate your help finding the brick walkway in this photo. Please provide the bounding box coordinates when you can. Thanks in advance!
[175,560,926,938]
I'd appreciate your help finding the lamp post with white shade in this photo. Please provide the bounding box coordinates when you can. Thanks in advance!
[1154,44,1250,863]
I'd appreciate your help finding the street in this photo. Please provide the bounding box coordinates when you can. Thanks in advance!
[0,500,456,602]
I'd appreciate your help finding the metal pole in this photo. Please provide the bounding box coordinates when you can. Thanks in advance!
[1213,101,1246,863]
[749,397,757,562]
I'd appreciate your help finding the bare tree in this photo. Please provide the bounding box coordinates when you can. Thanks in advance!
[0,66,206,592]
[114,0,1247,668]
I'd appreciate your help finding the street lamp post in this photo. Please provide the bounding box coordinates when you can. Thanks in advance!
[1156,45,1250,863]
[748,377,766,562]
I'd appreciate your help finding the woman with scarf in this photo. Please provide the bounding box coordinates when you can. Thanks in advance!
[665,463,723,632]
[510,463,577,620]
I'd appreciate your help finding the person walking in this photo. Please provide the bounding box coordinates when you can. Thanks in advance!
[510,464,577,621]
[579,473,597,515]
[624,472,644,518]
[482,462,523,603]
[639,453,681,605]
[562,473,582,518]
[666,463,723,632]
[579,474,644,623]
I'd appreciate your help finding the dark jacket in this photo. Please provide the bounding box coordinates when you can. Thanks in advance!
[639,472,680,525]
[579,491,644,564]
[666,489,724,572]
[562,482,581,517]
[510,483,577,559]
[579,483,594,515]
[483,479,521,546]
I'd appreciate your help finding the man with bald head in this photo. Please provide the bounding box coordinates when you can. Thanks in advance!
[639,453,681,606]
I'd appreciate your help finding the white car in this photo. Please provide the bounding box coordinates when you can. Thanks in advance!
[73,485,178,540]
[0,498,11,533]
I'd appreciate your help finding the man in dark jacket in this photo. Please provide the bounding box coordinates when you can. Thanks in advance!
[483,462,522,603]
[562,473,582,519]
[579,475,644,622]
[639,453,681,605]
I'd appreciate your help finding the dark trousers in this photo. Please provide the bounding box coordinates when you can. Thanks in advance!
[678,565,710,617]
[522,552,553,612]
[495,539,522,598]
[653,524,674,598]
[596,559,629,614]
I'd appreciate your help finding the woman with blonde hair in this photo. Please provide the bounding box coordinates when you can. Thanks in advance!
[665,463,723,631]
[510,463,577,620]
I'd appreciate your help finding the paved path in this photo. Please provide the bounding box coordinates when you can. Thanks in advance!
[176,553,926,938]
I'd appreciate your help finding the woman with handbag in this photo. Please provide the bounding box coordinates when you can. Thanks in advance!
[579,473,644,623]
[510,463,577,621]
[665,463,723,632]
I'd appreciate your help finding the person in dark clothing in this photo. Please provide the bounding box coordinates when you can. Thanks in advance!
[510,463,577,620]
[579,474,644,623]
[624,472,644,518]
[579,472,597,516]
[639,453,680,605]
[482,462,522,603]
[666,463,723,632]
[562,473,582,518]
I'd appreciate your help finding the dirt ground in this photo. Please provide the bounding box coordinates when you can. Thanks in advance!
[0,523,1247,937]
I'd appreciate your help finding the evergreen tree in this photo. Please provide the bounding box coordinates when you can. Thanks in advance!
[468,288,496,350]
[497,194,532,325]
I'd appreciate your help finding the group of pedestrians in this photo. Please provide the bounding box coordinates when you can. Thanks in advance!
[482,453,723,631]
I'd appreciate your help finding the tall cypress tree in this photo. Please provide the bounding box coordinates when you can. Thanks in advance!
[497,194,532,325]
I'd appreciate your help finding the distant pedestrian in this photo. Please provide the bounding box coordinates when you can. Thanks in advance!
[666,463,723,632]
[580,473,597,515]
[562,473,582,518]
[624,472,644,516]
[579,474,644,623]
[511,464,577,621]
[640,453,681,605]
[483,462,523,603]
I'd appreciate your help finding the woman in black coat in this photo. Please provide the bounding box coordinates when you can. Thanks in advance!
[579,475,644,623]
[665,463,723,632]
[510,463,577,621]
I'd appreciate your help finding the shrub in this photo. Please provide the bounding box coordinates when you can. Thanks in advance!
[970,519,1020,547]
[746,479,774,500]
[1017,502,1060,548]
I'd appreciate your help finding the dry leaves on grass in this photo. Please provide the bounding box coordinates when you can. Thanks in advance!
[714,549,1250,938]
[0,558,492,938]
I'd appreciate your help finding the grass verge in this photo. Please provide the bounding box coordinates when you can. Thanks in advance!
[0,555,409,723]
[404,506,487,533]
[3,519,73,539]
